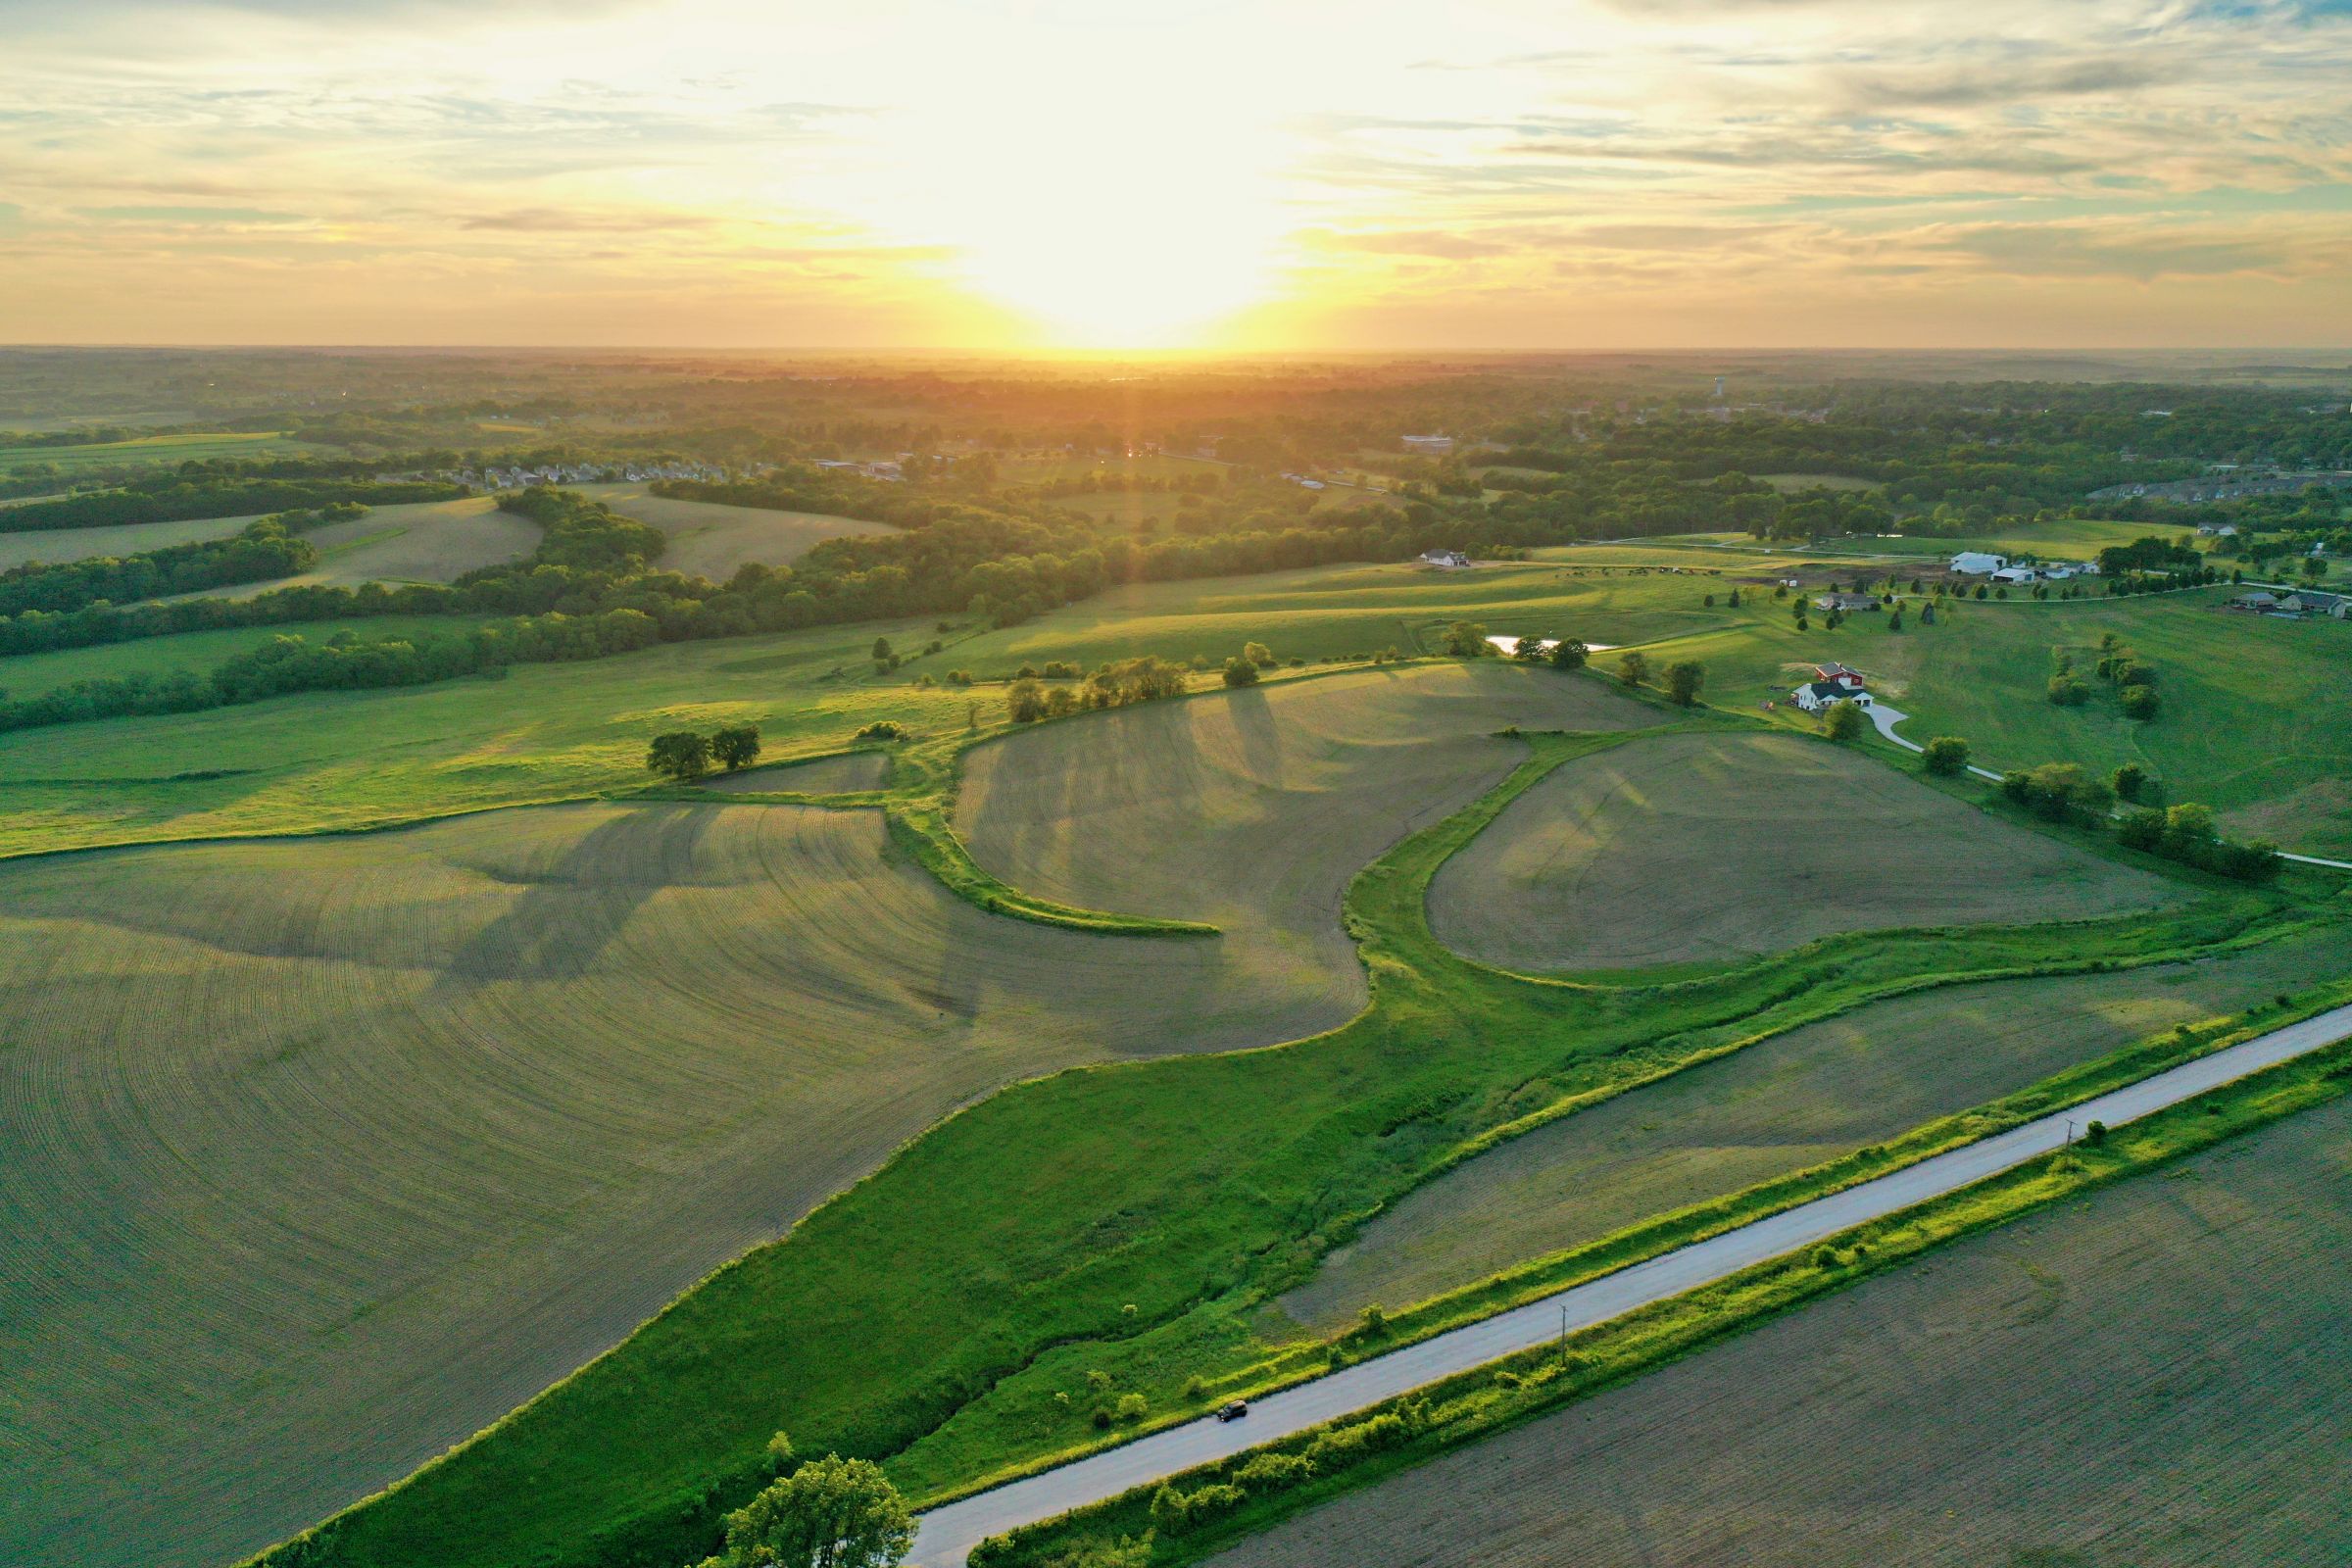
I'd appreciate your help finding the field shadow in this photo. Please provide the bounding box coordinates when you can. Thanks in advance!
[439,807,716,984]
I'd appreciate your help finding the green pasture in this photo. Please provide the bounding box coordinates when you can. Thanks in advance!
[1801,515,2201,561]
[1629,583,2352,855]
[0,614,984,858]
[954,561,1737,672]
[0,429,316,475]
[0,614,498,697]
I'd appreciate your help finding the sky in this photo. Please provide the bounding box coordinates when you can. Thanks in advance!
[1,0,2348,350]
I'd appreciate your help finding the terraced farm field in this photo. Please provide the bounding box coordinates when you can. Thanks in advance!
[578,481,887,575]
[701,749,890,794]
[0,510,264,568]
[1277,921,2347,1330]
[0,798,1342,1568]
[1215,1090,2352,1568]
[1428,731,2179,972]
[198,496,541,596]
[959,662,1663,1016]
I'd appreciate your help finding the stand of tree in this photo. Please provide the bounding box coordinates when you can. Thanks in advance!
[0,473,466,532]
[0,610,662,734]
[0,506,348,617]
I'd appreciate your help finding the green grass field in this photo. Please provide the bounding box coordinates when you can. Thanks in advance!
[952,562,1735,673]
[1800,514,2200,561]
[0,798,1348,1568]
[0,613,499,697]
[0,429,316,475]
[1275,922,2343,1330]
[0,613,986,858]
[1427,731,2178,972]
[1214,1089,2352,1568]
[575,481,888,576]
[1628,585,2352,855]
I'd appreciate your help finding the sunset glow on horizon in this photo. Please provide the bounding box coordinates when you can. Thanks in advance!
[2,0,2348,350]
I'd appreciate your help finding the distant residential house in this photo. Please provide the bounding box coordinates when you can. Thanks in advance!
[1810,662,1867,691]
[2234,589,2280,611]
[1812,592,1881,612]
[1401,434,1456,455]
[1949,551,2008,575]
[1419,548,1471,569]
[1792,682,1873,712]
[2281,589,2348,618]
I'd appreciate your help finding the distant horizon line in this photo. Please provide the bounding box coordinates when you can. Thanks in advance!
[4,342,2351,360]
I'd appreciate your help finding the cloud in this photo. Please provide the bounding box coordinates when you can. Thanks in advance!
[75,204,306,223]
[1918,219,2289,278]
[1826,54,2181,111]
[457,207,719,233]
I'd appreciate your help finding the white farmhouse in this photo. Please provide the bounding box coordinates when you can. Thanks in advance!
[1989,565,2039,584]
[1401,434,1456,455]
[1419,548,1471,569]
[1949,551,2008,575]
[1791,682,1873,713]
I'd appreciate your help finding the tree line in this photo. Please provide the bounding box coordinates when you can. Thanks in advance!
[0,610,661,734]
[0,473,467,533]
[0,505,351,617]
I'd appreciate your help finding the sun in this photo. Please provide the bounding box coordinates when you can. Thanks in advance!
[854,77,1295,348]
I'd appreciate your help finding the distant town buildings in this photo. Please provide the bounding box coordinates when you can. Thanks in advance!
[403,459,741,490]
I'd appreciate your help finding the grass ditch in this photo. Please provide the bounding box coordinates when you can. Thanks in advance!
[974,981,2352,1568]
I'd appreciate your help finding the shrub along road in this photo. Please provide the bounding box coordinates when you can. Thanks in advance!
[908,1000,2352,1567]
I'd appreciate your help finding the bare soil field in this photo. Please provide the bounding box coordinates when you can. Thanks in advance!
[1276,924,2346,1330]
[958,662,1662,1022]
[578,481,887,576]
[1428,731,2179,972]
[700,749,890,794]
[0,800,1336,1568]
[1216,1091,2352,1568]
